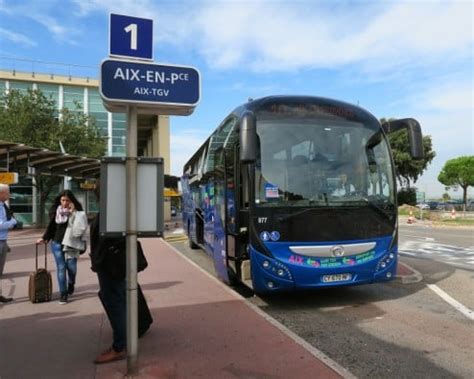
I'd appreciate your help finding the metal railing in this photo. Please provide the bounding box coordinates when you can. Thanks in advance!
[0,55,98,81]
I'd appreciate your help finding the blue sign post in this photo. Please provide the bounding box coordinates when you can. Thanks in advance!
[110,14,153,60]
[100,59,200,114]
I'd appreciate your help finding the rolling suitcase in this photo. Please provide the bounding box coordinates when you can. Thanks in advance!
[28,243,52,303]
[98,283,153,338]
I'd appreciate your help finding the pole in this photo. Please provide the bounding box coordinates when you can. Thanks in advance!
[126,106,138,375]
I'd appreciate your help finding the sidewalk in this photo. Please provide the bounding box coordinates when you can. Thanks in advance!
[0,229,350,379]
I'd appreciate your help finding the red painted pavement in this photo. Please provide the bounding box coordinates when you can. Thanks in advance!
[1,230,344,379]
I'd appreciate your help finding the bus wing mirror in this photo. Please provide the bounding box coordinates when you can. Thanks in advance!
[239,111,257,163]
[382,118,424,160]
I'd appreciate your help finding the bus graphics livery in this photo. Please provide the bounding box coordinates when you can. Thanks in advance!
[182,96,423,294]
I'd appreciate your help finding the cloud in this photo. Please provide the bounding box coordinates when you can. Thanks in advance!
[73,0,158,18]
[170,128,210,176]
[29,14,78,44]
[1,1,81,44]
[67,1,473,73]
[418,84,473,112]
[0,28,37,47]
[192,1,473,72]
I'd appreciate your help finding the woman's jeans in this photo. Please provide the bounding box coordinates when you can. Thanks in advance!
[97,271,126,352]
[50,241,77,295]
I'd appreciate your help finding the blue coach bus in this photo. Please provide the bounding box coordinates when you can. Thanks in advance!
[182,96,423,293]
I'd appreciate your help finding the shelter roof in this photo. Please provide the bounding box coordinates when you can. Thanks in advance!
[0,140,100,179]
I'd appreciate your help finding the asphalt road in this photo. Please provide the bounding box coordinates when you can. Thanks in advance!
[399,222,474,271]
[171,225,474,379]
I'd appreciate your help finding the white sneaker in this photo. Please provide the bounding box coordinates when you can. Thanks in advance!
[59,294,68,304]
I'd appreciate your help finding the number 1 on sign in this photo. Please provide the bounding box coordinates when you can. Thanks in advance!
[124,23,137,50]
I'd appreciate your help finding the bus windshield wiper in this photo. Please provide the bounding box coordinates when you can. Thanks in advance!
[278,205,324,223]
[278,208,314,223]
[350,198,393,218]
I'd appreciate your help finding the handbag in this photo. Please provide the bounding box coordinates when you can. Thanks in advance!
[79,242,87,255]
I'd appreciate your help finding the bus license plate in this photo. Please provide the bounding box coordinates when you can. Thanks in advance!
[322,273,352,283]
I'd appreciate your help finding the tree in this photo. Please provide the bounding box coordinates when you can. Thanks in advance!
[381,118,436,188]
[0,89,106,225]
[438,156,474,208]
[442,192,451,201]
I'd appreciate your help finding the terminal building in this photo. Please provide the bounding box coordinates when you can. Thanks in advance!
[0,67,176,225]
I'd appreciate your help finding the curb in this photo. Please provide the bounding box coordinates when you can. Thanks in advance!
[164,240,355,379]
[397,261,423,284]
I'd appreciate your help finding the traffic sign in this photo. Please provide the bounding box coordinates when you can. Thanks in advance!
[416,191,425,203]
[0,172,18,184]
[100,58,200,115]
[110,14,153,60]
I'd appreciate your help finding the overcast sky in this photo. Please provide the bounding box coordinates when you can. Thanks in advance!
[0,0,472,198]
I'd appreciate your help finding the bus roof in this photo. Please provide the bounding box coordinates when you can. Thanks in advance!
[231,95,377,120]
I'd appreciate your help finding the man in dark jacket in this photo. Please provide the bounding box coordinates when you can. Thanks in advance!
[90,214,128,363]
[0,184,17,303]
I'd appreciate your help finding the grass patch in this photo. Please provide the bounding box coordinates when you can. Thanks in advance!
[399,204,474,226]
[433,218,474,226]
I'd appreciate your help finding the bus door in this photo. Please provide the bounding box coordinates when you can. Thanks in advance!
[224,145,250,284]
[203,181,215,255]
[205,147,228,282]
[212,169,230,282]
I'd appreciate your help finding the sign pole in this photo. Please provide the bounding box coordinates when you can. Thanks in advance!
[126,105,138,375]
[101,15,199,374]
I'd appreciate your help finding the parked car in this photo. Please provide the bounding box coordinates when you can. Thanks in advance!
[436,202,446,210]
[427,201,439,210]
[416,203,430,210]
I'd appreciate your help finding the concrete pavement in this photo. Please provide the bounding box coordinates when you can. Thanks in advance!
[1,228,352,378]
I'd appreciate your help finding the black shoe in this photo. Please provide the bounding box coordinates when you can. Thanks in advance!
[0,295,13,303]
[67,283,75,295]
[59,294,68,304]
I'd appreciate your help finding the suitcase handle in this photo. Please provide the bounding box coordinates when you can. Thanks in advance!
[35,243,48,271]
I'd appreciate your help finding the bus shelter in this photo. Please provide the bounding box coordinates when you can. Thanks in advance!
[0,140,101,225]
[0,140,101,178]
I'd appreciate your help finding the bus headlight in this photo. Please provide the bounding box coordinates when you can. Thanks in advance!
[376,252,395,272]
[259,257,293,280]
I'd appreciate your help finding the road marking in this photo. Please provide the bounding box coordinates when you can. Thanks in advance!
[427,284,474,321]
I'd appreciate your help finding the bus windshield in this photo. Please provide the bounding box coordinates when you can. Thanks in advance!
[255,118,395,208]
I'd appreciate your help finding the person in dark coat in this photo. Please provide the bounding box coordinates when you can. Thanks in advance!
[89,212,128,364]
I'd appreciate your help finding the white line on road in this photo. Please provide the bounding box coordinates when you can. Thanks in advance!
[427,284,474,321]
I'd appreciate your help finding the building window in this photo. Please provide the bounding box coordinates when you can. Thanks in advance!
[9,80,33,92]
[63,85,84,112]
